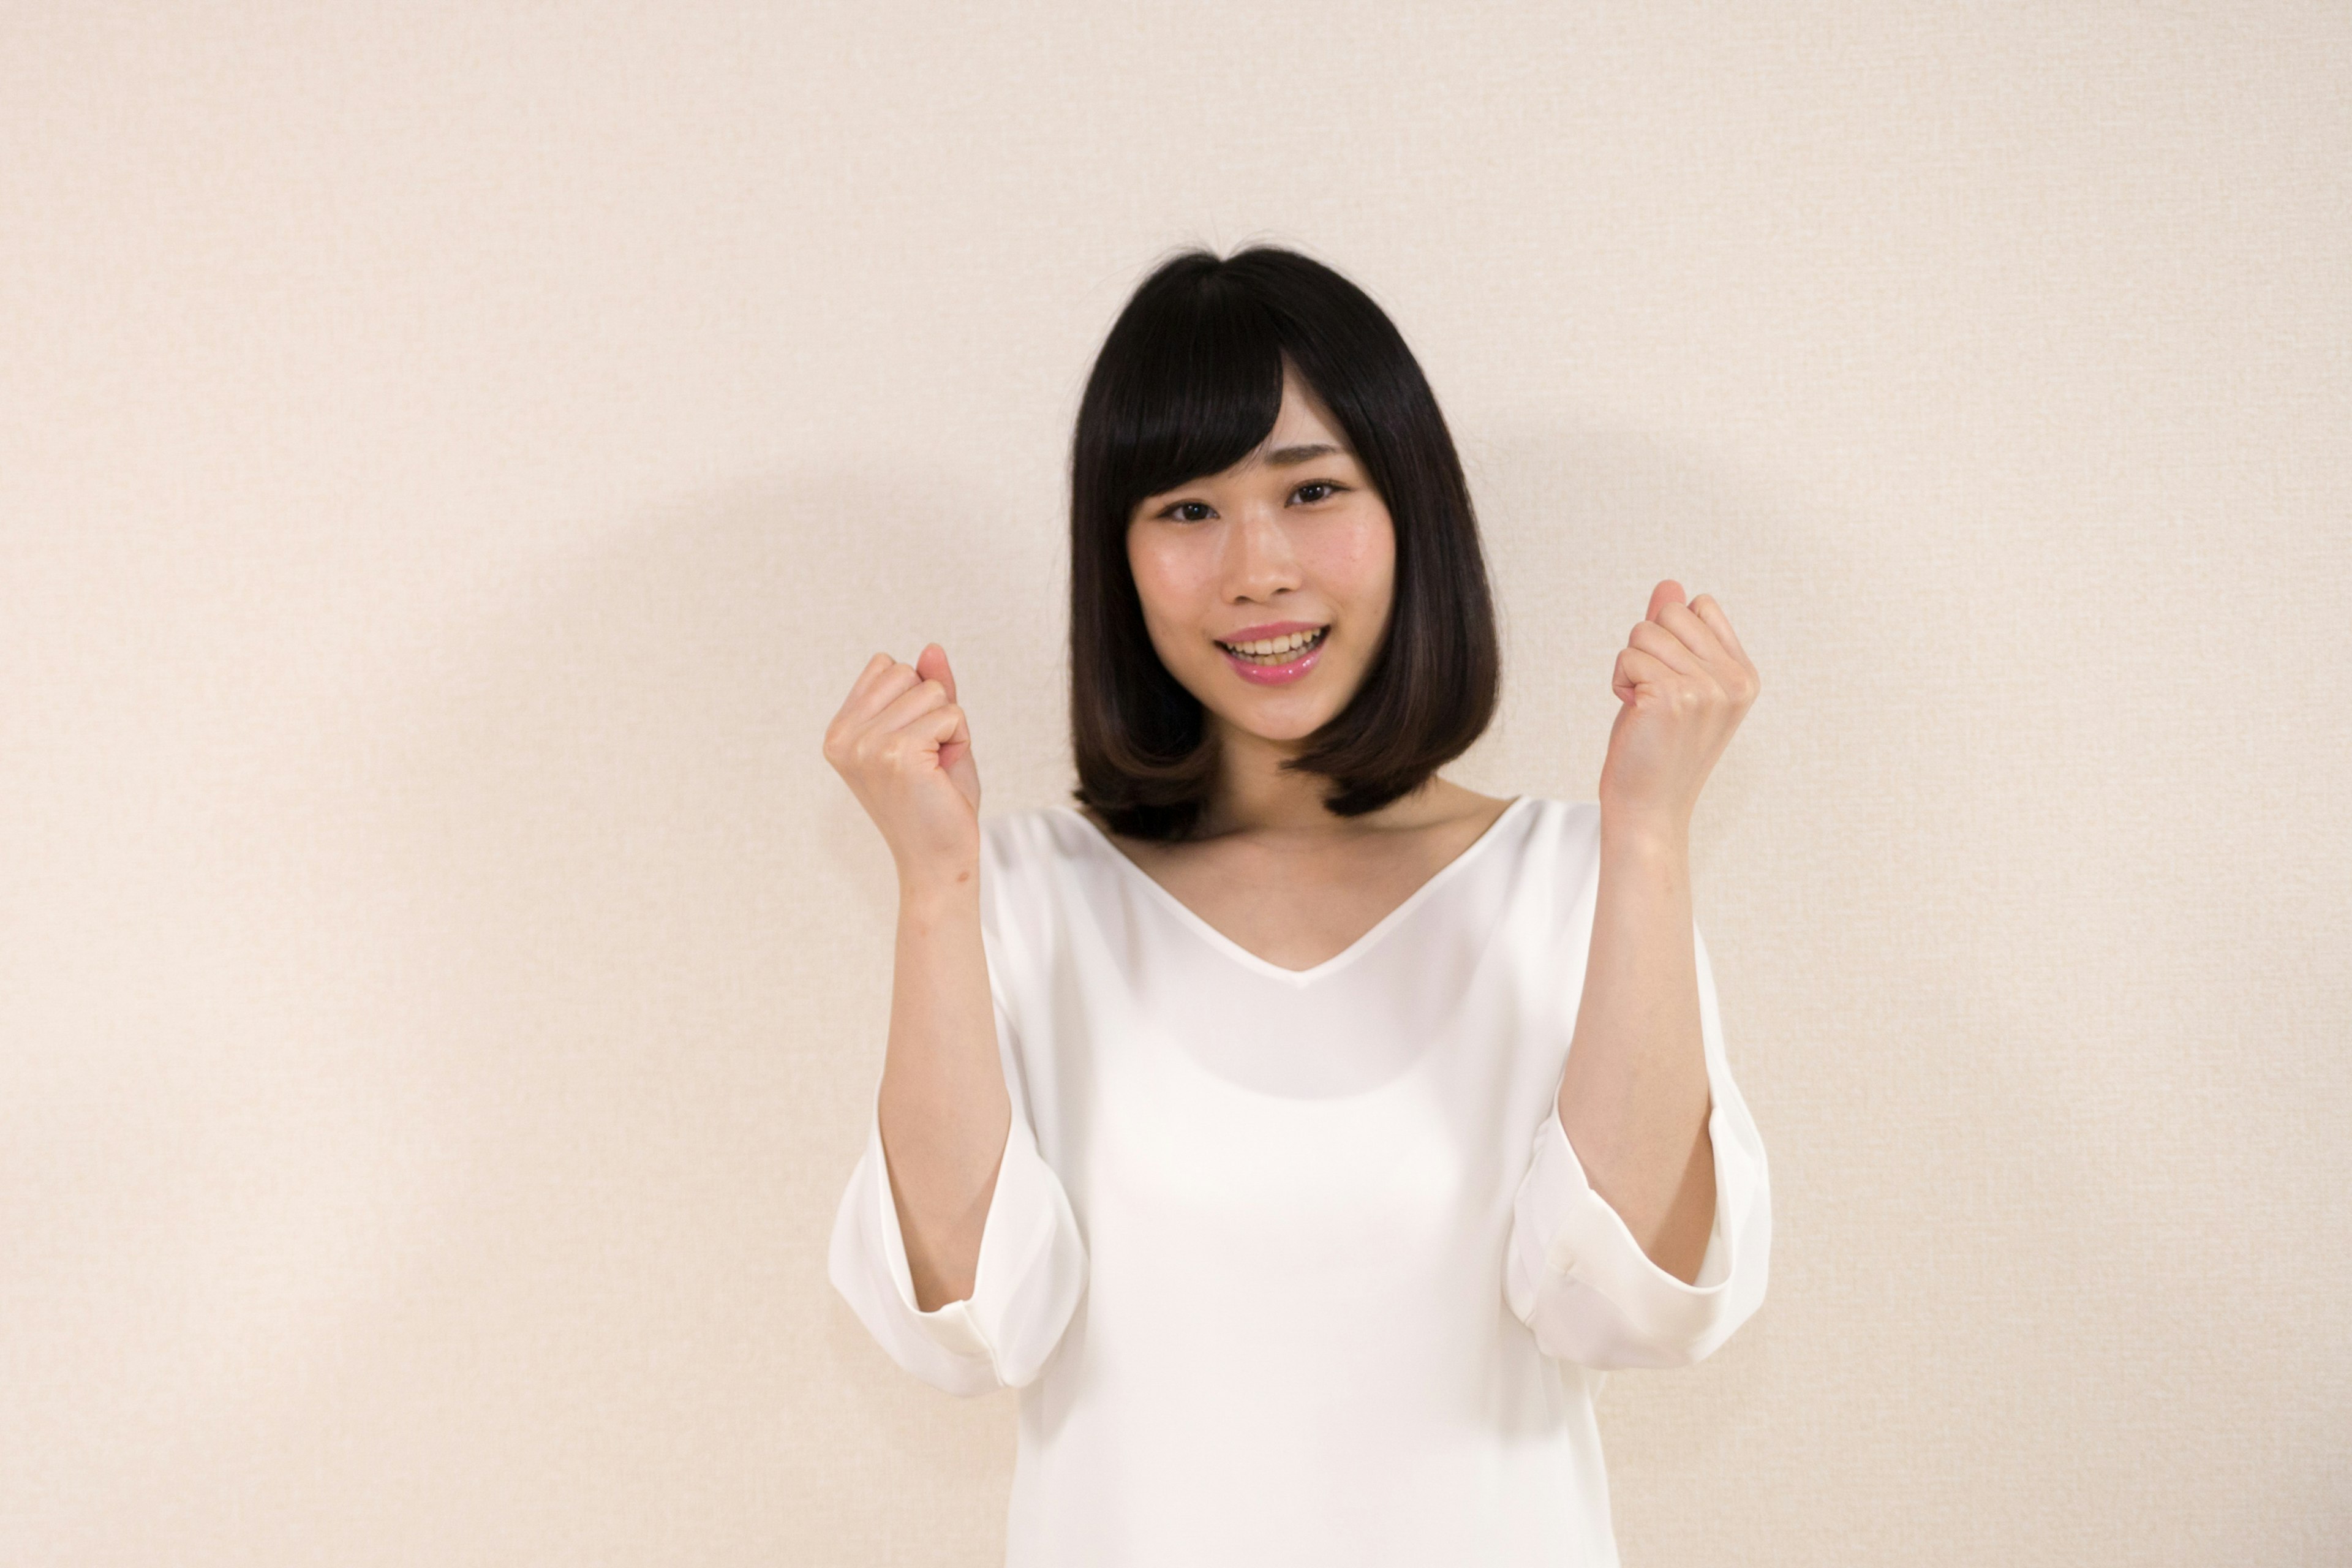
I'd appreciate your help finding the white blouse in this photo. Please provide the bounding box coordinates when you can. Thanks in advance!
[829,794,1771,1567]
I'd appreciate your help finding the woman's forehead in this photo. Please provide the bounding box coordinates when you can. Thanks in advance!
[1271,367,1346,445]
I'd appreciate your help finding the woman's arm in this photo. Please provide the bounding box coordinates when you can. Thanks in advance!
[879,874,1012,1311]
[1506,892,1768,1369]
[823,641,1012,1313]
[1562,579,1759,1286]
[1555,820,1714,1284]
[824,645,1088,1387]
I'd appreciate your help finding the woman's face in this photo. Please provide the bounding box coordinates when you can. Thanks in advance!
[1126,364,1396,748]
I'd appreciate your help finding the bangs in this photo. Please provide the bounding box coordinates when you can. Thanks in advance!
[1090,279,1289,518]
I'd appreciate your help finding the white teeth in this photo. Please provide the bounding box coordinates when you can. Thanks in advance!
[1220,628,1325,662]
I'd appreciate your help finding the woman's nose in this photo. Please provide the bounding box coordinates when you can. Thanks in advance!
[1220,507,1303,599]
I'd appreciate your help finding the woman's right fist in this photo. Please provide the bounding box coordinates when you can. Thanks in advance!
[822,643,982,891]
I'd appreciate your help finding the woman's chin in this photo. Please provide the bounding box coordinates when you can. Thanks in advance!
[1204,697,1345,748]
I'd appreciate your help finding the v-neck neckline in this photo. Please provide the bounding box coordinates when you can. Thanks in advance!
[1058,795,1532,989]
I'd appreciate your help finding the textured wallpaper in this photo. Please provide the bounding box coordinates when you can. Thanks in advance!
[4,4,2345,1564]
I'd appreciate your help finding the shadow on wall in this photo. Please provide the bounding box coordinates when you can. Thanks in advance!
[1469,421,2352,1559]
[347,467,1063,1558]
[1472,422,1812,1542]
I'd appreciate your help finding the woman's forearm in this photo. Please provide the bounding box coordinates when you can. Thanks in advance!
[876,876,1012,1311]
[1555,816,1717,1284]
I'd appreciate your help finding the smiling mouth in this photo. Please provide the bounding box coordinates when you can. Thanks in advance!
[1214,627,1328,665]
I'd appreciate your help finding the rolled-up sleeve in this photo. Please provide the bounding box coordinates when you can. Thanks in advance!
[827,993,1087,1396]
[1504,920,1771,1370]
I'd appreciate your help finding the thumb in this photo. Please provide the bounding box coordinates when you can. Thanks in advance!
[914,641,957,703]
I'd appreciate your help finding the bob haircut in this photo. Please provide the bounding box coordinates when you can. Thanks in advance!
[1069,244,1501,840]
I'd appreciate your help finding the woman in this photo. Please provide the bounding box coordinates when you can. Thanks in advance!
[824,245,1770,1566]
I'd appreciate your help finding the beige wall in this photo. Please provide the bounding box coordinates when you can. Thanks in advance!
[6,4,2346,1563]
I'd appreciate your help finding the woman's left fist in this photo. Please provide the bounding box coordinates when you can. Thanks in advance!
[1596,580,1760,837]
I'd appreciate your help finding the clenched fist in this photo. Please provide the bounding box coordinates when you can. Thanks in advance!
[1597,581,1760,838]
[823,642,982,892]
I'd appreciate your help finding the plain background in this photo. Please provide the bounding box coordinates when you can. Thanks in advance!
[5,4,2347,1564]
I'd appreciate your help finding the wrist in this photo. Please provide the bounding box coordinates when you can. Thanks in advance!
[1598,805,1690,854]
[896,864,982,912]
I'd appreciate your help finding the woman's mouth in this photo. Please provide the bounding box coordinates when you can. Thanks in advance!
[1215,627,1327,685]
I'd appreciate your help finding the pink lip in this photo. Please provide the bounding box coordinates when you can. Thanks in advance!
[1219,629,1327,685]
[1219,619,1325,643]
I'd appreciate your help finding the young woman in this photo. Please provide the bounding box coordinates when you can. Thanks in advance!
[824,246,1770,1566]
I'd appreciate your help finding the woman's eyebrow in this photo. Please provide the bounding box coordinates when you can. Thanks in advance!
[1261,442,1346,467]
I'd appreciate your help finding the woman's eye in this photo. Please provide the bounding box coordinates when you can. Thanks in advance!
[1155,485,1338,521]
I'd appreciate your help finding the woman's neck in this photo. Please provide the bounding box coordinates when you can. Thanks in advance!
[1199,719,1463,839]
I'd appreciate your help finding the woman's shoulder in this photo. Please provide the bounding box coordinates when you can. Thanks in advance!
[976,802,1107,913]
[1502,797,1608,932]
[973,805,1106,999]
[1512,793,1600,837]
[1509,794,1603,861]
[979,801,1095,864]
